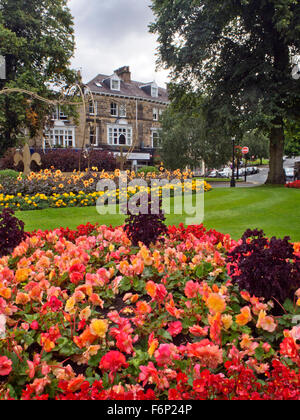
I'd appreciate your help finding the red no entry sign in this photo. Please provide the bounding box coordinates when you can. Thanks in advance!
[242,147,249,155]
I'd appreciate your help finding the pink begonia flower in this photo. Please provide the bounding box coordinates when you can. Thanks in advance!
[0,356,12,376]
[291,325,300,342]
[30,320,39,330]
[0,314,6,338]
[184,280,200,298]
[154,343,180,366]
[167,321,183,337]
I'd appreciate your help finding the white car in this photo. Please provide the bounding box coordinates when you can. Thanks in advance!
[218,168,232,178]
[285,167,294,180]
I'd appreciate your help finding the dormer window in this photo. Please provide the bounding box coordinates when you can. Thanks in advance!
[151,85,158,98]
[110,73,121,91]
[140,81,159,98]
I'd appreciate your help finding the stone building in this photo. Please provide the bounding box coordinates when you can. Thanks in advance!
[42,66,169,168]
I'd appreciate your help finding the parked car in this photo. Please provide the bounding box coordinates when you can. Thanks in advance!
[285,167,295,181]
[246,166,259,175]
[207,170,220,178]
[218,168,232,178]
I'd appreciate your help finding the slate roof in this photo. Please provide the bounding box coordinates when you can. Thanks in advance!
[86,73,169,104]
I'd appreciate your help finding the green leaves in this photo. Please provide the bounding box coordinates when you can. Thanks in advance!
[0,0,76,154]
[151,0,300,183]
[55,336,78,357]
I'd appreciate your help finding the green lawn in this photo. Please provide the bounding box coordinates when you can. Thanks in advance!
[16,186,300,241]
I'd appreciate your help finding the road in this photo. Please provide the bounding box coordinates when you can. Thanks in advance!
[248,157,300,184]
[209,156,300,188]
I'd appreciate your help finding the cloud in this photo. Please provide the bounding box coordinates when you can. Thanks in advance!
[68,0,170,88]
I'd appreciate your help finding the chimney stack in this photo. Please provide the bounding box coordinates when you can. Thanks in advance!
[115,66,131,83]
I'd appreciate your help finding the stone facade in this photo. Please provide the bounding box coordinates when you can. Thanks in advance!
[38,66,169,168]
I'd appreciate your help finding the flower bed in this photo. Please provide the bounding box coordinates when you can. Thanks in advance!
[0,168,197,197]
[285,180,300,189]
[0,223,299,400]
[0,169,211,211]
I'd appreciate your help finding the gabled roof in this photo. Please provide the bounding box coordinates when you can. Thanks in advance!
[86,73,169,104]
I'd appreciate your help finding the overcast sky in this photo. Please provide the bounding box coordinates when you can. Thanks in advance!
[68,0,170,88]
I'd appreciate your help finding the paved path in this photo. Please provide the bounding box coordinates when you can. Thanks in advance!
[208,181,259,188]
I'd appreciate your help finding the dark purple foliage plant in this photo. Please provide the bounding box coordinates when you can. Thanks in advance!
[227,229,300,312]
[124,193,167,247]
[0,148,117,172]
[0,209,26,257]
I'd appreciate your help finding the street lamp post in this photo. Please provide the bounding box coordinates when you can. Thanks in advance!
[230,137,236,188]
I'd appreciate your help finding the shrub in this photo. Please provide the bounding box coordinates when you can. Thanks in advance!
[227,229,300,312]
[124,193,167,247]
[0,148,117,172]
[0,148,23,171]
[137,165,159,175]
[0,170,21,183]
[0,209,26,257]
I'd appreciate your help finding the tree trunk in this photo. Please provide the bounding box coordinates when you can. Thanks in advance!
[265,117,285,185]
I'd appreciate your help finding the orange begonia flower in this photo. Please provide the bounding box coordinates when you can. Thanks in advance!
[206,293,226,314]
[236,306,252,326]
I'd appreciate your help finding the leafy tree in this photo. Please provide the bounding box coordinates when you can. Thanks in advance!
[0,0,76,155]
[159,85,231,170]
[150,0,300,184]
[284,119,300,157]
[242,129,269,164]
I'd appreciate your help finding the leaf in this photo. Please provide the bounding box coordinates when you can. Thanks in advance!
[88,352,102,367]
[283,298,295,314]
[254,345,265,361]
[7,385,18,400]
[158,328,172,341]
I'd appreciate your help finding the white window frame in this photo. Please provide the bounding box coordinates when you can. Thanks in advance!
[89,101,97,115]
[89,126,99,146]
[153,107,158,121]
[111,102,118,116]
[110,74,121,91]
[107,124,132,146]
[151,83,158,98]
[119,103,126,117]
[44,127,75,148]
[151,128,161,149]
[52,106,69,121]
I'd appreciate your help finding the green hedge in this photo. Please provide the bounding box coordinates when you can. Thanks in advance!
[137,165,159,174]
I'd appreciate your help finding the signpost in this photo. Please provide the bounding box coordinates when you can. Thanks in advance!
[242,147,249,182]
[230,137,236,188]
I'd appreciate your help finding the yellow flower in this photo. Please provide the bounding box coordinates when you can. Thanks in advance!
[148,338,159,357]
[15,268,31,284]
[90,319,108,338]
[206,293,226,313]
[65,296,76,314]
[221,314,233,330]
